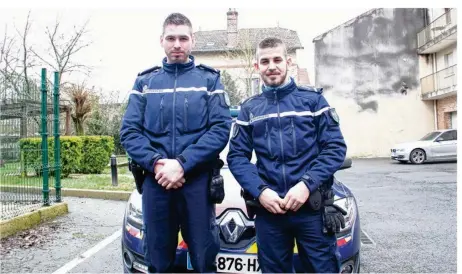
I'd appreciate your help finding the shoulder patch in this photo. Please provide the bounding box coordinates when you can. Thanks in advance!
[137,66,161,77]
[329,108,340,124]
[197,63,220,74]
[298,85,323,94]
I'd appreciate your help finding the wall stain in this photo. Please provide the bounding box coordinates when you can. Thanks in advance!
[314,8,426,112]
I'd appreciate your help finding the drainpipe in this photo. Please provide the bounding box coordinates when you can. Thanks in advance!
[432,53,438,130]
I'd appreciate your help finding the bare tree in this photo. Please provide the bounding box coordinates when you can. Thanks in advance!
[222,29,257,99]
[16,11,34,96]
[31,18,92,87]
[0,25,22,99]
[29,16,94,136]
[0,12,38,101]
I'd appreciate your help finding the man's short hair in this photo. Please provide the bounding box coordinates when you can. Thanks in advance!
[163,13,192,34]
[257,37,288,57]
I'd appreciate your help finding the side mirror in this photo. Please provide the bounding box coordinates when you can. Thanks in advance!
[435,137,443,142]
[339,158,352,170]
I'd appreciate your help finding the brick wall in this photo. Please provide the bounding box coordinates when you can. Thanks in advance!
[437,95,457,129]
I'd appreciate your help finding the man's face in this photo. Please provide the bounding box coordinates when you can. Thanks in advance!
[160,24,194,64]
[254,45,291,87]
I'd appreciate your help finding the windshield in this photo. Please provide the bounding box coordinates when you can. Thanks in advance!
[419,131,441,141]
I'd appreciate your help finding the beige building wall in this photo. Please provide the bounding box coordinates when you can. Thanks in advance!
[324,89,434,157]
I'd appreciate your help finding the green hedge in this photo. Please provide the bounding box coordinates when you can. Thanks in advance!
[79,136,114,174]
[20,136,114,177]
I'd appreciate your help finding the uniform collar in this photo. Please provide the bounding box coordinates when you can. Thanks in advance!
[162,55,195,73]
[261,77,297,100]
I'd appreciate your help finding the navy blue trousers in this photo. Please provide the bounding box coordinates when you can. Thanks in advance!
[255,208,340,273]
[141,172,219,273]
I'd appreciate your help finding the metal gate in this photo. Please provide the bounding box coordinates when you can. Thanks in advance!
[0,69,69,220]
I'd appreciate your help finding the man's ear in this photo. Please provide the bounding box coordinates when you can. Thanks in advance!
[286,56,292,67]
[160,34,164,47]
[254,61,259,71]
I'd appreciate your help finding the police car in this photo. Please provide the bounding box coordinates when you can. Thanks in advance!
[121,156,361,273]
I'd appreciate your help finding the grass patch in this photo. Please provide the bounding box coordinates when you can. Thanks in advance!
[0,164,135,192]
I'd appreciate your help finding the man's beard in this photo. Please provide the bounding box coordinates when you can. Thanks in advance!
[264,72,287,87]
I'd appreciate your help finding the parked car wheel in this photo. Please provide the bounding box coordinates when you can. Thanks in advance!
[410,149,425,164]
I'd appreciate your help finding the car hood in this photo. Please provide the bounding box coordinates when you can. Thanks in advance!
[394,140,432,149]
[129,168,353,218]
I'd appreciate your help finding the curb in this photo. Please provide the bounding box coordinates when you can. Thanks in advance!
[1,185,132,201]
[0,202,69,239]
[62,188,131,201]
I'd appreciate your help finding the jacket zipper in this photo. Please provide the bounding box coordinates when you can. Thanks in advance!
[265,121,272,156]
[160,97,164,129]
[275,91,288,193]
[184,96,189,131]
[291,118,296,155]
[172,67,178,158]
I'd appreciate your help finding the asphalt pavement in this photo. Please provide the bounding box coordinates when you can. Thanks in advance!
[0,158,457,273]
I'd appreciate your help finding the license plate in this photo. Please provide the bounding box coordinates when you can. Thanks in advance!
[187,253,260,273]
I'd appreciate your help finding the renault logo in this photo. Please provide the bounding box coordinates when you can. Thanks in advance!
[219,211,246,244]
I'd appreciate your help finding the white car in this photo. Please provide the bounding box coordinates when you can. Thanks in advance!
[391,129,457,164]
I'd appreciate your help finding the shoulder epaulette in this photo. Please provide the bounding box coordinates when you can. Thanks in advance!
[137,66,161,77]
[197,63,220,74]
[297,85,323,94]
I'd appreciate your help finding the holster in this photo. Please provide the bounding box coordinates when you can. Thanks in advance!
[209,159,225,204]
[129,159,146,195]
[241,189,260,219]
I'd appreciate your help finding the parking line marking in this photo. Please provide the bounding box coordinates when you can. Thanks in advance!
[360,229,376,247]
[52,229,122,274]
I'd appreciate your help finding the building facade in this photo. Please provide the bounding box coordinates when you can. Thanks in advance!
[192,9,309,100]
[418,8,457,130]
[313,8,435,157]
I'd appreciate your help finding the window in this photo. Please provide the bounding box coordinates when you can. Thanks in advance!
[420,131,441,141]
[438,130,456,141]
[445,8,451,24]
[252,78,260,95]
[444,52,454,68]
[246,77,260,95]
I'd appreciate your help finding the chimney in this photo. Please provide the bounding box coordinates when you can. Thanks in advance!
[227,8,238,48]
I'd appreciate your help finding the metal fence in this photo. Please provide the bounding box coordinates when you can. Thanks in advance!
[417,9,457,49]
[420,64,457,96]
[0,69,67,220]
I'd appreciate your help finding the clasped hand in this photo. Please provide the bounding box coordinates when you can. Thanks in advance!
[258,182,310,214]
[154,159,185,190]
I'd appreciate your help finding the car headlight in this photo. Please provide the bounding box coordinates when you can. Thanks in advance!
[333,197,357,233]
[127,202,143,226]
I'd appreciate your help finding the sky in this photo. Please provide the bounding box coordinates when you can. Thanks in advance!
[0,4,372,101]
[0,1,442,102]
